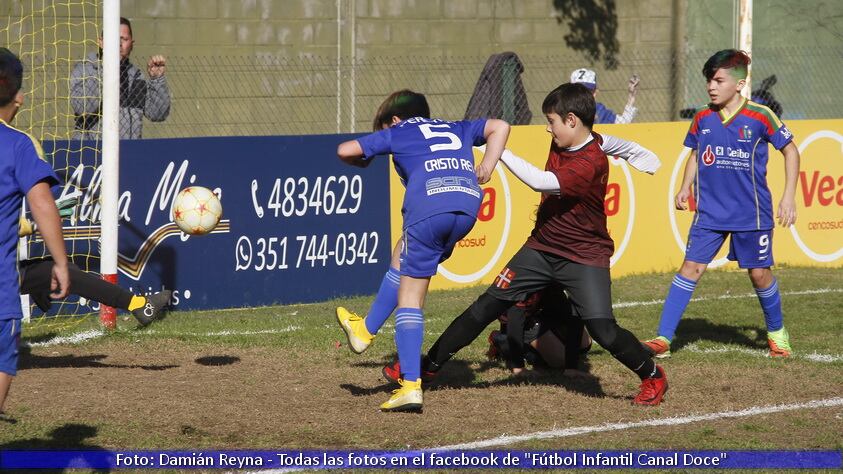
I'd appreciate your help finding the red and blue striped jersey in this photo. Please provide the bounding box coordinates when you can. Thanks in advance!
[684,99,793,230]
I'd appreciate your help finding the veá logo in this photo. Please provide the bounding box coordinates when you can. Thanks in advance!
[606,157,636,267]
[789,130,843,262]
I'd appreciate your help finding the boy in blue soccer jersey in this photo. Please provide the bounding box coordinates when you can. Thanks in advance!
[643,50,800,359]
[0,48,70,417]
[336,90,510,412]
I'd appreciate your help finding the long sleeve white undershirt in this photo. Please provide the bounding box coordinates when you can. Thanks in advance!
[614,104,638,124]
[497,134,661,194]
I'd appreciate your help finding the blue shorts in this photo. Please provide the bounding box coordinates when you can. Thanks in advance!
[401,212,476,277]
[685,225,775,269]
[0,319,21,376]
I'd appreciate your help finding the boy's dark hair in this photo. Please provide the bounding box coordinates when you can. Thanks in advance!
[703,49,750,81]
[541,83,595,130]
[0,48,24,107]
[372,89,430,131]
[120,17,133,36]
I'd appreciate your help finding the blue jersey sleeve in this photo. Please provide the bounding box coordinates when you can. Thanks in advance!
[768,121,793,150]
[14,135,58,193]
[683,113,702,149]
[465,119,488,147]
[357,128,393,159]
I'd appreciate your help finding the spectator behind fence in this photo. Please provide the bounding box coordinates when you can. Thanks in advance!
[465,52,532,125]
[570,68,639,124]
[70,16,170,140]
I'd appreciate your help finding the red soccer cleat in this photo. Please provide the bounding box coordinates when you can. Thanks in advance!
[633,365,668,406]
[382,358,437,384]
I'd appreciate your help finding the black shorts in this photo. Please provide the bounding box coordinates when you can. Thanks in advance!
[488,246,614,320]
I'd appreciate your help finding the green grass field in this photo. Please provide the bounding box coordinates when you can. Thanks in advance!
[2,266,842,469]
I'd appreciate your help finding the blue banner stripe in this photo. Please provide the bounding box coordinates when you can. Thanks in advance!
[1,450,840,469]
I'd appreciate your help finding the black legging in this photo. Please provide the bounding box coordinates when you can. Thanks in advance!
[19,259,133,312]
[427,292,655,379]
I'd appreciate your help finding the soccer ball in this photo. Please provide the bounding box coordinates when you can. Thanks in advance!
[173,186,222,235]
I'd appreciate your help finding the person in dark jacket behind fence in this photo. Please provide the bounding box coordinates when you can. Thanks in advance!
[70,16,170,140]
[465,52,532,125]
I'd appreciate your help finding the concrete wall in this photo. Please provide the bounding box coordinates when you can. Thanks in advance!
[3,0,840,139]
[115,0,678,136]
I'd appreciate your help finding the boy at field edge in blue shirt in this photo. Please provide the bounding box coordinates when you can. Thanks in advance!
[336,90,510,412]
[0,48,70,418]
[642,50,800,359]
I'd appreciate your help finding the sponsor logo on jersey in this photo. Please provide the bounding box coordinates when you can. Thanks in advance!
[701,128,711,135]
[738,125,753,142]
[701,145,716,166]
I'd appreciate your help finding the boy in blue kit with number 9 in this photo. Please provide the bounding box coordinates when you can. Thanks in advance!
[336,90,510,412]
[0,48,70,418]
[643,50,800,359]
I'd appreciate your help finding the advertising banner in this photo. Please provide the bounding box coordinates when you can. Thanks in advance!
[32,119,840,311]
[389,119,843,291]
[41,135,391,311]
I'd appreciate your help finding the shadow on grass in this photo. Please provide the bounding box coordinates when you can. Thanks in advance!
[0,423,111,473]
[195,355,240,366]
[17,346,178,371]
[671,317,769,353]
[341,358,610,399]
[21,332,61,345]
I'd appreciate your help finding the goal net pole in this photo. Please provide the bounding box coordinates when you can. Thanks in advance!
[99,0,120,329]
[737,0,752,98]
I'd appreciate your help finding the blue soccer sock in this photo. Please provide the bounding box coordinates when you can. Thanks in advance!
[394,307,424,382]
[755,278,783,332]
[657,273,698,341]
[364,267,400,335]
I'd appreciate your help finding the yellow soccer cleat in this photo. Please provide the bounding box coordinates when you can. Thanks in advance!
[336,307,373,354]
[767,327,792,358]
[379,378,423,413]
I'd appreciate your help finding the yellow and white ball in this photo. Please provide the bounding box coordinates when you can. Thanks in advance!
[173,186,222,235]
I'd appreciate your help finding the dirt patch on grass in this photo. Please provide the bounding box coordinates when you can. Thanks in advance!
[3,338,841,451]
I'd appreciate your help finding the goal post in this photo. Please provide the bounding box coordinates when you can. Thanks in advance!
[99,0,120,329]
[737,0,753,98]
[2,0,119,328]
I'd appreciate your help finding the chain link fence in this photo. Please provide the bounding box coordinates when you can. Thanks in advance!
[138,46,843,139]
[17,47,843,140]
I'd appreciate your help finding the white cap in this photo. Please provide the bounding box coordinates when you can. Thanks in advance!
[570,68,597,90]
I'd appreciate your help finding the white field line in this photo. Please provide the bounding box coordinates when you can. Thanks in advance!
[24,329,105,348]
[24,287,843,348]
[611,287,843,309]
[245,397,843,474]
[683,342,843,363]
[146,325,303,337]
[23,326,304,348]
[434,397,843,451]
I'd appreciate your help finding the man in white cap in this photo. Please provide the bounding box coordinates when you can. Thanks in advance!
[570,68,640,124]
